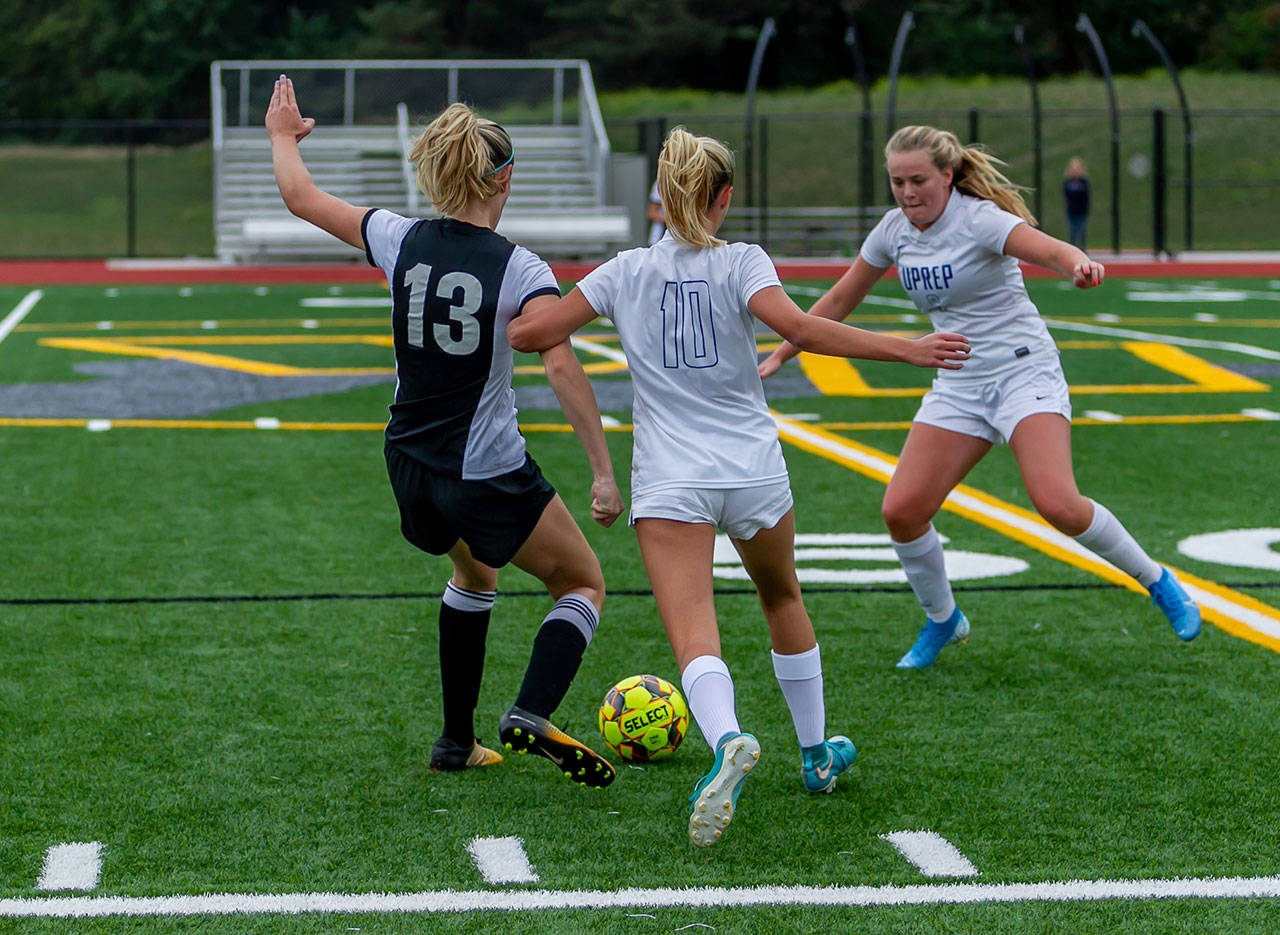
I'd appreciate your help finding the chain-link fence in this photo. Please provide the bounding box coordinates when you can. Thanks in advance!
[3,108,1279,258]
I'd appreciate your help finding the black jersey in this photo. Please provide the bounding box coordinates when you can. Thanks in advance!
[363,209,560,479]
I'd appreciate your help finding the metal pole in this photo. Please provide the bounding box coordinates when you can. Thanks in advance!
[1132,19,1192,251]
[886,11,915,141]
[1152,107,1166,257]
[759,115,769,251]
[125,129,137,258]
[1076,13,1121,255]
[743,17,777,230]
[844,21,875,236]
[1014,25,1044,224]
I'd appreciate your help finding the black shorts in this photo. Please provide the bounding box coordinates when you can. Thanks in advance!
[384,443,557,568]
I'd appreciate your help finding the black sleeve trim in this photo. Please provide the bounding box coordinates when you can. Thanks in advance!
[517,285,563,314]
[360,208,379,268]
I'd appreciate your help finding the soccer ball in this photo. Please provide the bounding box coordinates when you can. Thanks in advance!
[598,674,689,762]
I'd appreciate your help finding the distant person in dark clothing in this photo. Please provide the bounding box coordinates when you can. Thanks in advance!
[1063,157,1090,250]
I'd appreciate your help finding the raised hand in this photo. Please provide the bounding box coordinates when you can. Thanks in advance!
[265,74,315,143]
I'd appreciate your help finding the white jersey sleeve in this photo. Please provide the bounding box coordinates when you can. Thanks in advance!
[576,254,624,321]
[361,209,417,281]
[732,243,782,305]
[859,211,898,268]
[507,245,562,308]
[966,198,1025,254]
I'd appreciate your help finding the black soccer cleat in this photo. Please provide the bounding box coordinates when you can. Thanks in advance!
[498,705,616,787]
[429,736,503,772]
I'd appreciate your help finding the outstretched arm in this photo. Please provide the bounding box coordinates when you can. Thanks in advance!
[507,287,599,353]
[750,277,969,371]
[523,296,623,527]
[265,75,368,250]
[1004,223,1105,289]
[757,256,889,377]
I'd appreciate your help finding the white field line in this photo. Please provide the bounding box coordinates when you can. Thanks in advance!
[784,284,918,310]
[1043,318,1280,361]
[570,335,628,364]
[299,297,391,308]
[36,843,102,892]
[467,836,539,885]
[0,290,43,345]
[880,831,980,878]
[4,875,1280,917]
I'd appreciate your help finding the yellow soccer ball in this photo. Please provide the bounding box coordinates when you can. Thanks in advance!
[598,674,689,761]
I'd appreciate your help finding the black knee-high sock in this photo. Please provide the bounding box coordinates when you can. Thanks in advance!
[438,583,495,746]
[514,594,599,719]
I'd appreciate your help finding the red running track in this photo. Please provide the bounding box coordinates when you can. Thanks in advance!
[1,257,1278,286]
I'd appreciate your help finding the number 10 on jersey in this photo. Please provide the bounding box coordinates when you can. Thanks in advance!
[662,280,718,370]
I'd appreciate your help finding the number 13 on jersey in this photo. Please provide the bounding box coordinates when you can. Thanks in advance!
[662,280,718,370]
[404,262,484,356]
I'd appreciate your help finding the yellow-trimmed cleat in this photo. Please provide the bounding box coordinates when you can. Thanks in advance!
[429,737,504,772]
[498,705,616,788]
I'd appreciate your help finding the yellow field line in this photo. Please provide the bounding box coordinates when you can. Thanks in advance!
[792,339,1271,398]
[772,416,1280,654]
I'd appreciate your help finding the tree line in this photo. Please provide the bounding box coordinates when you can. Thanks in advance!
[1,0,1275,121]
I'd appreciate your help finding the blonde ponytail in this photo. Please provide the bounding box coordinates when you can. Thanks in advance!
[886,125,1036,225]
[657,126,735,248]
[408,102,513,218]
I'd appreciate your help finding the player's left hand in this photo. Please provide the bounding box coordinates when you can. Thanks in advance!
[1073,259,1105,289]
[265,74,315,143]
[590,476,625,528]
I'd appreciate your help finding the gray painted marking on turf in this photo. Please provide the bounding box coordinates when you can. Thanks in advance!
[467,836,538,885]
[880,831,980,878]
[0,360,394,420]
[36,843,102,892]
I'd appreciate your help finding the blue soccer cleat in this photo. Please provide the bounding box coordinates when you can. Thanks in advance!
[801,735,857,794]
[1148,567,1201,641]
[896,607,969,668]
[687,732,761,847]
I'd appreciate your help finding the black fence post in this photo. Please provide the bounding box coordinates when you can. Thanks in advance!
[759,115,769,250]
[125,125,138,258]
[967,107,979,144]
[1153,107,1166,258]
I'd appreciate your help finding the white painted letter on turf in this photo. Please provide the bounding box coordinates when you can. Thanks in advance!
[880,830,980,878]
[36,842,102,891]
[467,836,538,885]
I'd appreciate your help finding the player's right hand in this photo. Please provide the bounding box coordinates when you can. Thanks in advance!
[590,476,624,528]
[910,332,970,370]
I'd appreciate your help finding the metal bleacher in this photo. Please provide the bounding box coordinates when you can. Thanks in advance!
[211,60,633,262]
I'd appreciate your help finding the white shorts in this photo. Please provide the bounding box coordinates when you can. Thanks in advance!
[914,357,1072,445]
[629,480,794,541]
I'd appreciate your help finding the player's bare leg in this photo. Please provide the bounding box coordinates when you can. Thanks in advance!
[500,495,615,786]
[883,423,991,666]
[635,518,759,845]
[1011,413,1200,640]
[732,510,856,794]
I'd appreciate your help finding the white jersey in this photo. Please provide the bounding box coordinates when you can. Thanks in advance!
[577,234,788,498]
[860,189,1055,380]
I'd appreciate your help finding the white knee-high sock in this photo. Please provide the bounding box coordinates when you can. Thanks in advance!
[892,525,957,622]
[680,654,740,751]
[1074,499,1162,587]
[772,644,825,749]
